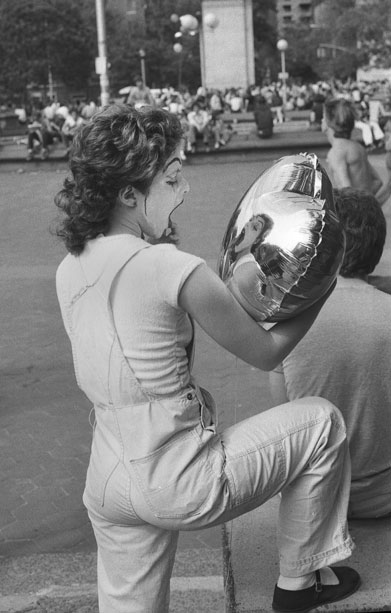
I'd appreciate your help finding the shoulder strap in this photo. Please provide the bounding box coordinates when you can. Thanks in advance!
[78,236,149,298]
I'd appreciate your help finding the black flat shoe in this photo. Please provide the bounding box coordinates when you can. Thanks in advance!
[272,566,361,612]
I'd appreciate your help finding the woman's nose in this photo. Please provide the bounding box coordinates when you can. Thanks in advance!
[183,178,190,194]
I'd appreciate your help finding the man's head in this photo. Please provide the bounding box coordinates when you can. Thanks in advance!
[323,98,356,139]
[334,187,386,277]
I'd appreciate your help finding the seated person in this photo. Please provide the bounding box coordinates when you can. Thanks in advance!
[61,109,85,157]
[26,110,58,160]
[323,98,391,206]
[187,102,212,152]
[210,111,228,149]
[253,95,274,139]
[269,187,391,519]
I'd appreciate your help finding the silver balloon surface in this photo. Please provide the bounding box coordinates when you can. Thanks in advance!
[218,153,345,322]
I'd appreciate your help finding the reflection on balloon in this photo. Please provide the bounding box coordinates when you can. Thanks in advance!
[218,153,345,322]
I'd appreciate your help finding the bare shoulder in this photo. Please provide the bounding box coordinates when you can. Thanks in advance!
[341,138,366,163]
[328,139,350,161]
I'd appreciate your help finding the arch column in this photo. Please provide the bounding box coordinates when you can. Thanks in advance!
[200,0,255,90]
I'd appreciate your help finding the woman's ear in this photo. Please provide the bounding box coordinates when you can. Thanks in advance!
[118,185,138,208]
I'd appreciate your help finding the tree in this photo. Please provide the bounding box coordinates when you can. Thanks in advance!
[313,0,391,79]
[279,23,323,82]
[141,0,202,90]
[252,0,278,84]
[0,0,95,102]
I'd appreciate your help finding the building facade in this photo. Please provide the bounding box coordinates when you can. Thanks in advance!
[200,0,255,90]
[275,0,314,33]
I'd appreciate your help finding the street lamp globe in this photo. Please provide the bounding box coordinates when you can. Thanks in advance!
[179,14,198,32]
[277,39,288,52]
[204,13,219,29]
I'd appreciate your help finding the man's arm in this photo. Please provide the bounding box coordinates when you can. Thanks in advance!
[269,367,289,406]
[370,164,391,205]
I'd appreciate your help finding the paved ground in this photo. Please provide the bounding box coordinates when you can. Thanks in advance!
[0,133,389,611]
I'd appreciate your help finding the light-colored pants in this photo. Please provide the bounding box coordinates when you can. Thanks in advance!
[355,120,374,146]
[84,396,353,613]
[188,124,210,145]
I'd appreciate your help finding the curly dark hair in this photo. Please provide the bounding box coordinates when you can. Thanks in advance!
[324,98,357,139]
[333,187,386,277]
[55,104,183,255]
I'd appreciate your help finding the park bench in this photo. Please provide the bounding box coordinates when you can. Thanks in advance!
[223,495,391,612]
[221,110,312,140]
[0,112,27,138]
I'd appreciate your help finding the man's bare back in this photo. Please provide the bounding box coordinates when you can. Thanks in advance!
[327,137,382,193]
[323,97,391,206]
[326,136,391,206]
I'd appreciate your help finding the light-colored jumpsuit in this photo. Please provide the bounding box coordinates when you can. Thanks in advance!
[56,234,354,613]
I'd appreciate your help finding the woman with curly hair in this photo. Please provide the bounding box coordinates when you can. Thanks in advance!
[55,104,359,613]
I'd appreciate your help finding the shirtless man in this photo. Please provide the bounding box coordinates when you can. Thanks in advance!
[323,98,391,206]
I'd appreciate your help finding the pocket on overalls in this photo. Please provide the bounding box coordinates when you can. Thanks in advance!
[128,425,217,519]
[194,384,218,432]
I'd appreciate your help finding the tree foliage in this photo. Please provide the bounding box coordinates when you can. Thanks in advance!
[141,0,202,89]
[311,0,391,79]
[0,0,95,100]
[252,0,278,84]
[2,0,391,105]
[280,23,322,82]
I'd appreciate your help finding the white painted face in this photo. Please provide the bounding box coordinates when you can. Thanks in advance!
[135,144,190,241]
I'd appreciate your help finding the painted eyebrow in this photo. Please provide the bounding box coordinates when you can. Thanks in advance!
[164,157,181,172]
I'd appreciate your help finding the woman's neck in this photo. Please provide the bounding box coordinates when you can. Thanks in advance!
[106,203,142,238]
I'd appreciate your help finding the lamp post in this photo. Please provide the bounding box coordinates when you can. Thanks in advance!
[95,0,110,107]
[48,64,54,100]
[277,38,289,109]
[139,49,146,86]
[173,43,183,89]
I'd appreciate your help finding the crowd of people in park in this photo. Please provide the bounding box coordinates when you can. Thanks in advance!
[20,99,98,160]
[123,75,391,149]
[6,73,391,161]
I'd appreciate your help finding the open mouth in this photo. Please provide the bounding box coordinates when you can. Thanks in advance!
[155,216,178,244]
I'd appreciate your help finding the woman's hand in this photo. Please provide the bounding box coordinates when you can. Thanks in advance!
[146,223,180,245]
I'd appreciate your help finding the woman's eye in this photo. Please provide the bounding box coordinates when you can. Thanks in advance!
[167,179,177,187]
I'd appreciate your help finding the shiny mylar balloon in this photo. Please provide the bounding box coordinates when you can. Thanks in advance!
[218,153,345,322]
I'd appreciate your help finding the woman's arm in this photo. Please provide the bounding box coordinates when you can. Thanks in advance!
[179,263,335,372]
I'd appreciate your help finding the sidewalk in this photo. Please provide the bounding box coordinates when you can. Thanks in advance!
[224,498,391,613]
[2,132,387,613]
[1,155,281,613]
